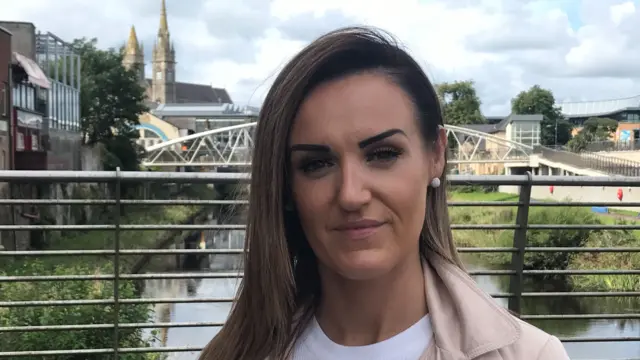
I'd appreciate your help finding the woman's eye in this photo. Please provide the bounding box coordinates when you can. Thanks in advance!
[299,159,334,173]
[366,148,403,163]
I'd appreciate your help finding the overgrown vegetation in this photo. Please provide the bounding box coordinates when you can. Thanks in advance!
[449,191,640,292]
[0,262,162,360]
[0,183,217,358]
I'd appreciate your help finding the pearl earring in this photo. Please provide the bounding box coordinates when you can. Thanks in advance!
[430,178,441,188]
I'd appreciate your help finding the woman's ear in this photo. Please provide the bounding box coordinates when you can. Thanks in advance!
[432,126,447,178]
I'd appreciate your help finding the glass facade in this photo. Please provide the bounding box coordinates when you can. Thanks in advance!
[12,83,46,114]
[510,121,541,147]
[47,80,80,131]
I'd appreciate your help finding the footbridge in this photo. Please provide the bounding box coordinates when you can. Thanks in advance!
[142,122,535,168]
[141,122,640,177]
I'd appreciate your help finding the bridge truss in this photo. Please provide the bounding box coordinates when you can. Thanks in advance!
[142,122,533,168]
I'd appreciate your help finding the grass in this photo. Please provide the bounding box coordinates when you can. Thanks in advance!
[449,190,640,292]
[1,204,201,276]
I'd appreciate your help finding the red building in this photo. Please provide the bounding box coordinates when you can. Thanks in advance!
[0,21,80,171]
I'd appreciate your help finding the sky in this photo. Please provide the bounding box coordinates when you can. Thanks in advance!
[3,0,640,116]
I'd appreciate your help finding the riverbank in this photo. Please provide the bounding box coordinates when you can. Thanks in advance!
[0,202,205,359]
[449,190,640,292]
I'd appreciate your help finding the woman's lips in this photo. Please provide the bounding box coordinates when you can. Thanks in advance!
[334,219,384,240]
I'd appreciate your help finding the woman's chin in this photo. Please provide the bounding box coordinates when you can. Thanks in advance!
[334,251,396,280]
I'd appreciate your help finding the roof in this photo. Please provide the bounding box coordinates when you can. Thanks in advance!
[152,103,259,118]
[559,95,640,118]
[460,114,543,134]
[145,79,233,104]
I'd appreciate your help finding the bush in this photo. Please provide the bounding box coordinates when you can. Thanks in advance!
[450,184,498,193]
[523,207,600,272]
[0,261,159,360]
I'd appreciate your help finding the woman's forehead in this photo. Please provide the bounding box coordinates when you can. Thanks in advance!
[290,73,417,144]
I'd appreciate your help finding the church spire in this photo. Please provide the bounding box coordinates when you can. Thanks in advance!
[122,25,145,84]
[126,25,140,53]
[158,0,169,36]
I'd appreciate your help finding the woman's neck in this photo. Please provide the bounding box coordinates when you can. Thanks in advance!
[315,256,427,346]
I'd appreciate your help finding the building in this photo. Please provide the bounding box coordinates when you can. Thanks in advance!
[0,21,82,170]
[0,26,12,170]
[122,0,232,106]
[458,114,543,175]
[0,26,14,251]
[138,103,258,147]
[558,95,640,142]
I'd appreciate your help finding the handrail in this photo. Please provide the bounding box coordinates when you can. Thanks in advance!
[536,146,640,176]
[0,171,638,359]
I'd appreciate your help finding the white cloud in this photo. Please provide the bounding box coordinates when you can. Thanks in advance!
[4,0,640,115]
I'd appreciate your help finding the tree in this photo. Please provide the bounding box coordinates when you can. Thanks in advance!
[511,85,572,146]
[72,38,148,171]
[436,81,486,126]
[567,117,618,152]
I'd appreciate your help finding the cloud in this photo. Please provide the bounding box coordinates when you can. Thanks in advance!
[4,0,640,114]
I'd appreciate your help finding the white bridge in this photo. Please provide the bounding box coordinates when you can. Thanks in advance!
[142,122,533,168]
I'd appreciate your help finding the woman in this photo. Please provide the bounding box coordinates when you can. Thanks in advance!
[200,27,570,360]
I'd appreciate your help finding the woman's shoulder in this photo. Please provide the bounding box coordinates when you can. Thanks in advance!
[497,317,570,360]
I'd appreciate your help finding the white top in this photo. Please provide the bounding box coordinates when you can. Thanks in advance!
[291,315,433,360]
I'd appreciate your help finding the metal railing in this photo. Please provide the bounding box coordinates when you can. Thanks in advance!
[585,140,640,152]
[536,146,640,176]
[0,171,638,359]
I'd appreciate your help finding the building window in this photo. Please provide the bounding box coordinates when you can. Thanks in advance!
[155,71,162,80]
[510,121,541,146]
[12,83,36,111]
[16,133,25,151]
[31,135,39,151]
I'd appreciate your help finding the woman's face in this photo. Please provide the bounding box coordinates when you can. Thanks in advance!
[288,72,446,280]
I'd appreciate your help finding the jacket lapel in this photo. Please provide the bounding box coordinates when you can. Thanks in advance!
[423,255,521,359]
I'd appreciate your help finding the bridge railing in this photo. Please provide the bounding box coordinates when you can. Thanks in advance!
[536,146,640,176]
[0,171,638,359]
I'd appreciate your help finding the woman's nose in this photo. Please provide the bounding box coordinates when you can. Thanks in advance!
[337,161,371,212]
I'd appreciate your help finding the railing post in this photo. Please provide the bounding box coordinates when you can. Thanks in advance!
[113,167,121,359]
[508,171,532,315]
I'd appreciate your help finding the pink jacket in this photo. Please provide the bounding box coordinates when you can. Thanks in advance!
[419,255,570,359]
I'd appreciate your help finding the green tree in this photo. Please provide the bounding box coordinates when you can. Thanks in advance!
[511,85,572,146]
[567,117,618,152]
[436,80,486,126]
[72,38,148,171]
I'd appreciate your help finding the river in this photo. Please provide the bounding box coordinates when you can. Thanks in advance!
[142,239,640,359]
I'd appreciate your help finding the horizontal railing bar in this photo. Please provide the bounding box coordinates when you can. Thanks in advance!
[4,336,640,357]
[0,199,247,205]
[527,224,640,230]
[3,269,639,283]
[0,224,246,231]
[7,313,640,332]
[0,249,246,256]
[0,223,638,231]
[0,321,227,332]
[0,272,243,282]
[521,314,640,320]
[3,247,639,257]
[448,201,640,207]
[1,291,637,309]
[0,198,636,208]
[0,171,251,183]
[1,172,640,186]
[0,297,237,307]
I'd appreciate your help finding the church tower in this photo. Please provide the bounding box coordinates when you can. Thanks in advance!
[122,25,145,85]
[151,0,176,104]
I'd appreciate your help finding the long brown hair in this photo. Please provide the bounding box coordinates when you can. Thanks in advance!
[199,26,463,360]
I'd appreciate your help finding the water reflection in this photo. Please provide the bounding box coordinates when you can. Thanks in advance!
[141,246,639,359]
[467,263,640,360]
